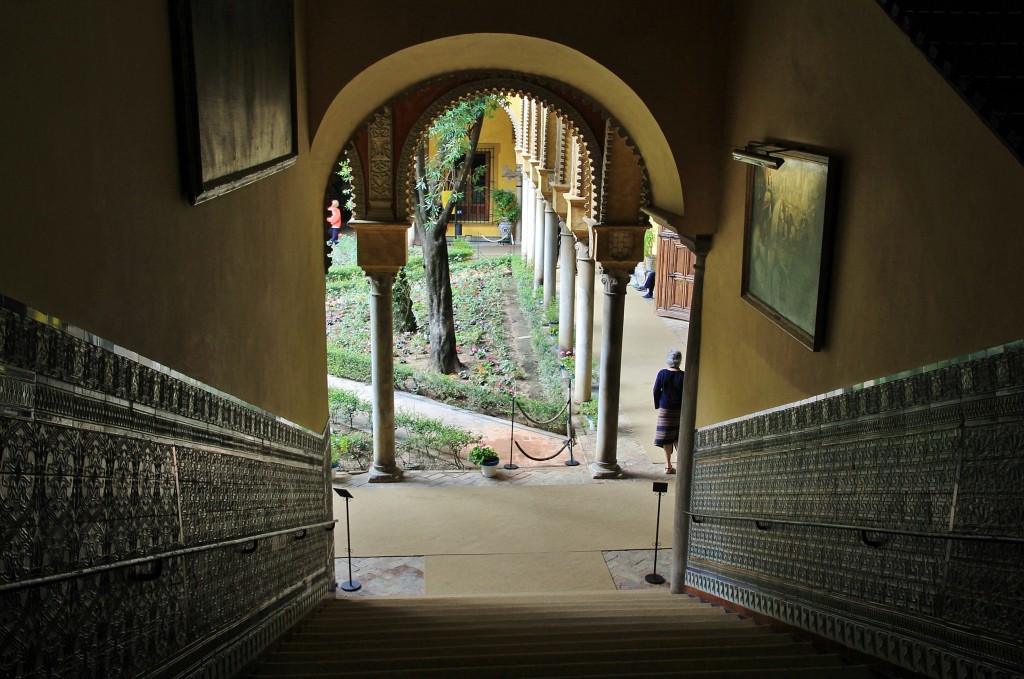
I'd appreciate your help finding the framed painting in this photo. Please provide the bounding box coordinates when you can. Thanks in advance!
[741,148,841,351]
[170,0,298,204]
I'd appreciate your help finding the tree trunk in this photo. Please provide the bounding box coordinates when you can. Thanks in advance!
[393,267,417,334]
[419,223,462,373]
[412,109,486,375]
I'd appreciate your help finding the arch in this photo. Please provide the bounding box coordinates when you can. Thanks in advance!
[310,33,683,218]
[393,78,607,222]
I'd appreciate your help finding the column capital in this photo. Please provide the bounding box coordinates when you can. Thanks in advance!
[600,268,632,295]
[565,194,589,238]
[589,223,649,270]
[574,238,592,260]
[352,222,410,274]
[366,270,396,295]
[549,182,569,217]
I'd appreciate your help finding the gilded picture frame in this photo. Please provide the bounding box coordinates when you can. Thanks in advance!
[741,148,841,351]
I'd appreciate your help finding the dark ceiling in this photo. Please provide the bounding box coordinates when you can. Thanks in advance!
[877,0,1023,164]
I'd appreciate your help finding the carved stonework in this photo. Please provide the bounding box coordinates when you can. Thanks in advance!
[590,224,648,269]
[688,341,1024,678]
[600,269,631,295]
[366,106,394,221]
[353,223,410,275]
[0,299,332,677]
[392,77,604,222]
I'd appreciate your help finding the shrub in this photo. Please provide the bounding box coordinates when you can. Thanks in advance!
[328,387,370,429]
[331,430,372,470]
[397,414,480,470]
[327,347,373,382]
[448,237,474,262]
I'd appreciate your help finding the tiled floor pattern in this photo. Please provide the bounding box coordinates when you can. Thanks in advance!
[332,549,673,598]
[602,549,672,591]
[334,556,425,597]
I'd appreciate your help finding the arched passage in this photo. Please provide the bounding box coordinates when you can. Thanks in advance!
[309,34,684,219]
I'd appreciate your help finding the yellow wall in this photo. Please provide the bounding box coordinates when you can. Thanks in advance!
[697,0,1024,426]
[440,107,518,237]
[0,1,327,430]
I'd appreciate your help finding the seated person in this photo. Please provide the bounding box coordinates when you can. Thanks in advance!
[638,270,655,298]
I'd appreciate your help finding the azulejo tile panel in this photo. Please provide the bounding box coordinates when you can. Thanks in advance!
[689,342,1024,679]
[0,300,332,678]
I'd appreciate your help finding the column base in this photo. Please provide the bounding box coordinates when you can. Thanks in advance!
[589,461,621,479]
[368,465,403,483]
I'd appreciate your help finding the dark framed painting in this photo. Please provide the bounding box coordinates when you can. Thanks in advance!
[741,148,840,351]
[169,0,298,204]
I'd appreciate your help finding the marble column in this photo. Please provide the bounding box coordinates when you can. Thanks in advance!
[670,237,711,593]
[591,268,631,479]
[588,223,648,479]
[353,223,410,483]
[543,205,558,308]
[522,180,535,264]
[573,240,595,403]
[532,192,545,291]
[366,271,402,482]
[558,225,576,352]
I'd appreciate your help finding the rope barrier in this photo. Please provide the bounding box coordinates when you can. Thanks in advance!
[514,397,569,426]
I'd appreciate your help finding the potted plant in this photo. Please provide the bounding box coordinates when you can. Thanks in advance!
[491,188,520,240]
[643,227,657,273]
[468,444,501,477]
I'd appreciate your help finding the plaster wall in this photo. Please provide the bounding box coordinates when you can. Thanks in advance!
[304,1,735,233]
[698,0,1024,426]
[0,1,327,430]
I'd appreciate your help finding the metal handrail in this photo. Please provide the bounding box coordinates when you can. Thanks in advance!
[685,511,1024,545]
[0,519,337,593]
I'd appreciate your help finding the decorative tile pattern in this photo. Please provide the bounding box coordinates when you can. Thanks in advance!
[689,342,1024,679]
[603,549,671,591]
[333,556,425,598]
[0,301,332,678]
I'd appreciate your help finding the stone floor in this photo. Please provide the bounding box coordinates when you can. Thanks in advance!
[332,547,674,598]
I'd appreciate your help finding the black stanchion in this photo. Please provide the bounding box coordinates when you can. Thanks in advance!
[332,487,361,592]
[645,482,669,585]
[504,385,519,470]
[564,377,579,466]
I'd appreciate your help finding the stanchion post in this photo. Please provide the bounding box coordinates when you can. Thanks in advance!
[505,385,519,470]
[332,487,361,592]
[645,482,668,585]
[564,377,579,466]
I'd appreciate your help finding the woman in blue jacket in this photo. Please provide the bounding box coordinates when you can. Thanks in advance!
[653,349,685,474]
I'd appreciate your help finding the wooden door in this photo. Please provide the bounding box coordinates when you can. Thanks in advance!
[654,232,695,320]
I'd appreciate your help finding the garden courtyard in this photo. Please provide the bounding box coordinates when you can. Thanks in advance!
[326,232,690,596]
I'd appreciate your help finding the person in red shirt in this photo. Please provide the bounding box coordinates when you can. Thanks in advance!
[326,200,342,244]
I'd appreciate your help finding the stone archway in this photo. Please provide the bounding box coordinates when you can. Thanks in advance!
[309,33,685,219]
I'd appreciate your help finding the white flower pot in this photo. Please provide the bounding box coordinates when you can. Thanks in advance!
[481,459,500,477]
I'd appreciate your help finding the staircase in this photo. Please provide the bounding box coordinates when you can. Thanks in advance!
[244,592,877,678]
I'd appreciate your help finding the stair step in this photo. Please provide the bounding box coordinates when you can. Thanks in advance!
[292,618,759,641]
[256,642,821,671]
[249,652,849,677]
[302,608,735,628]
[282,626,790,659]
[280,622,770,647]
[315,606,724,622]
[324,592,701,607]
[248,594,873,678]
